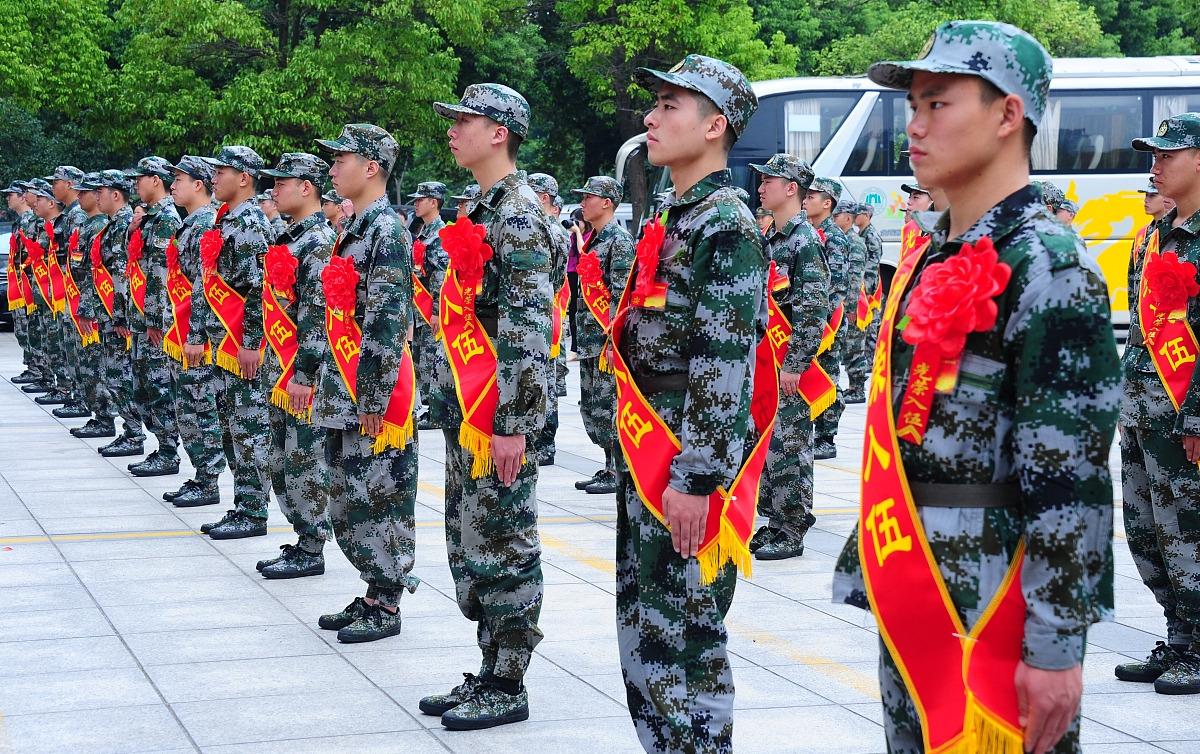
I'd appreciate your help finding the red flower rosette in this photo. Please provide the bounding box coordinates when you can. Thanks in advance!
[767,259,789,293]
[22,234,44,264]
[1145,250,1200,318]
[166,239,180,274]
[631,215,668,309]
[8,233,15,255]
[265,244,298,295]
[322,255,359,313]
[127,228,145,266]
[199,228,222,276]
[43,220,54,247]
[413,238,426,272]
[576,249,602,288]
[439,219,493,294]
[90,234,103,267]
[901,236,1011,357]
[68,228,79,254]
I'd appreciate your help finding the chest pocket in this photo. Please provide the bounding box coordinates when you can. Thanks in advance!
[951,353,1006,406]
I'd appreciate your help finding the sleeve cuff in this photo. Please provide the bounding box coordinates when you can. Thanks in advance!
[668,467,720,497]
[1176,413,1200,436]
[495,414,539,437]
[1022,623,1086,670]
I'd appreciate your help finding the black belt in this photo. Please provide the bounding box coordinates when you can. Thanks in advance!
[911,482,1018,508]
[634,372,688,394]
[477,316,498,339]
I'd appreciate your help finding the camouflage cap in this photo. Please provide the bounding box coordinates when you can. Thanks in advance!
[255,192,275,203]
[734,187,752,204]
[749,153,815,189]
[0,181,24,194]
[261,152,330,185]
[634,54,758,137]
[1132,113,1200,152]
[171,155,215,185]
[1035,180,1066,209]
[833,199,858,216]
[527,173,559,197]
[810,177,843,203]
[202,146,266,177]
[1137,177,1159,195]
[98,169,133,194]
[73,171,105,192]
[754,206,773,218]
[407,181,447,201]
[25,178,57,201]
[433,83,531,139]
[48,165,84,183]
[321,189,343,204]
[315,124,399,174]
[572,175,623,203]
[1059,199,1079,214]
[552,194,563,209]
[855,203,875,216]
[900,182,931,196]
[868,20,1052,127]
[452,184,481,202]
[124,156,175,182]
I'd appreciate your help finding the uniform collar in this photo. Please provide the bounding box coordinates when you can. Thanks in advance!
[934,184,1042,248]
[477,171,524,213]
[145,195,173,219]
[418,215,446,240]
[227,196,259,221]
[668,169,733,210]
[1160,206,1200,239]
[280,210,327,243]
[344,195,391,239]
[772,209,809,241]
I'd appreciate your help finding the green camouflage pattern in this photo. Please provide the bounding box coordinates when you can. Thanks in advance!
[533,208,571,464]
[616,168,766,752]
[572,175,623,203]
[526,173,559,197]
[1036,181,1067,211]
[434,83,532,139]
[749,154,814,189]
[811,177,843,204]
[1133,112,1200,152]
[202,145,266,177]
[130,332,179,459]
[124,156,175,182]
[170,155,214,187]
[210,365,272,520]
[848,220,885,389]
[407,181,447,201]
[137,196,183,333]
[760,210,829,539]
[868,20,1053,126]
[261,152,329,184]
[413,215,452,426]
[1120,206,1200,648]
[815,215,852,443]
[93,206,144,437]
[634,54,757,137]
[188,197,270,350]
[831,185,1120,746]
[35,213,72,394]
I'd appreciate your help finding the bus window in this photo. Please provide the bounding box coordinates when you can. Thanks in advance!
[843,92,911,177]
[783,92,860,163]
[1032,93,1148,173]
[1154,92,1200,127]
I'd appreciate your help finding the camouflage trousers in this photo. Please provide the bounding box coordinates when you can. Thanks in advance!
[170,359,227,481]
[26,306,55,386]
[12,307,29,363]
[75,338,107,419]
[1120,424,1200,646]
[442,427,544,680]
[130,334,178,457]
[211,366,271,519]
[815,335,846,443]
[580,356,616,453]
[533,378,559,465]
[46,311,73,394]
[413,323,439,414]
[100,328,142,437]
[616,389,736,754]
[878,636,1081,753]
[269,409,331,553]
[759,391,816,539]
[422,327,457,429]
[325,428,418,608]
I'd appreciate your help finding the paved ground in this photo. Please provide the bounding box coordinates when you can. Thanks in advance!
[0,333,1196,754]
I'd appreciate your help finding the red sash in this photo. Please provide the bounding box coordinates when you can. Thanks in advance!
[68,228,82,265]
[820,301,844,354]
[577,249,615,369]
[90,228,117,318]
[764,262,837,419]
[438,219,504,478]
[550,280,570,358]
[856,278,883,330]
[610,273,778,584]
[323,254,416,452]
[264,245,305,418]
[127,229,147,316]
[6,234,22,311]
[1131,223,1150,272]
[1138,229,1200,412]
[163,239,210,369]
[413,274,435,327]
[200,205,259,377]
[63,271,97,347]
[860,232,1026,754]
[22,236,55,313]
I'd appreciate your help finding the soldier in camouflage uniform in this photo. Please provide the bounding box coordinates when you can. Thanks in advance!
[832,22,1121,752]
[1115,113,1200,695]
[185,147,273,540]
[749,154,828,561]
[64,173,116,433]
[305,125,420,641]
[902,182,935,221]
[833,198,868,408]
[163,156,227,507]
[528,172,570,467]
[13,181,54,396]
[125,157,183,476]
[258,192,288,239]
[420,83,552,731]
[81,171,146,456]
[613,55,764,753]
[47,166,91,417]
[255,153,337,579]
[804,176,851,459]
[407,180,450,431]
[1035,180,1067,215]
[849,202,884,403]
[452,184,481,219]
[28,179,73,410]
[570,175,634,493]
[4,182,38,385]
[321,189,346,234]
[755,205,774,236]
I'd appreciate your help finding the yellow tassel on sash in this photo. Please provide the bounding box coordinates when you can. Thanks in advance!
[550,343,560,359]
[81,330,100,348]
[598,350,612,374]
[697,516,755,585]
[216,348,242,377]
[163,338,183,364]
[368,416,415,455]
[935,695,1024,754]
[808,386,837,421]
[459,421,494,478]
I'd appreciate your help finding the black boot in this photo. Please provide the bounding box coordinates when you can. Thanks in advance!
[34,391,69,405]
[72,420,116,439]
[261,546,325,579]
[574,469,604,490]
[129,451,181,477]
[21,382,51,394]
[11,369,39,384]
[53,403,92,419]
[584,469,618,494]
[99,435,144,458]
[206,511,267,540]
[814,439,837,460]
[172,479,220,508]
[201,509,238,534]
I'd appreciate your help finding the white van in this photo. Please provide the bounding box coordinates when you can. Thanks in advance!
[614,56,1200,322]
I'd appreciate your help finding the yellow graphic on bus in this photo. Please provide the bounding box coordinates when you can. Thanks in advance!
[1066,181,1147,316]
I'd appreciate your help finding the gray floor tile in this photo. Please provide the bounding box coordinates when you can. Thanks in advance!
[0,667,161,715]
[2,704,192,754]
[202,730,445,754]
[147,653,374,703]
[0,634,136,676]
[124,624,335,666]
[0,604,114,643]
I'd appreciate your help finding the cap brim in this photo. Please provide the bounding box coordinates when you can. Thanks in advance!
[314,138,355,154]
[748,163,787,178]
[260,169,298,179]
[868,58,967,90]
[200,157,233,168]
[633,67,704,98]
[1132,136,1192,152]
[433,102,481,121]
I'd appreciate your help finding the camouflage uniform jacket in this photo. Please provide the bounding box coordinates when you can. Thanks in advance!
[63,200,88,250]
[299,194,412,429]
[34,213,69,308]
[415,215,448,327]
[1120,206,1200,434]
[817,215,850,308]
[270,216,287,240]
[618,169,767,496]
[177,203,219,338]
[466,171,554,437]
[78,206,132,326]
[188,197,270,350]
[845,225,868,305]
[768,211,830,373]
[861,222,884,290]
[72,212,107,294]
[265,210,335,393]
[136,195,183,333]
[576,218,634,359]
[833,184,1120,669]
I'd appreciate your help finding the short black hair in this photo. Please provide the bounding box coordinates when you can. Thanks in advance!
[978,79,1036,155]
[506,132,523,161]
[692,92,737,153]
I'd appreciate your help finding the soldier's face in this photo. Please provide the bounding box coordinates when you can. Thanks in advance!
[322,200,341,223]
[1055,208,1075,224]
[834,212,853,232]
[271,178,305,216]
[905,192,933,213]
[1144,192,1164,216]
[855,214,869,229]
[211,166,244,203]
[906,72,1020,192]
[78,191,98,213]
[329,153,372,199]
[1151,148,1200,201]
[643,85,720,167]
[33,196,54,218]
[756,176,794,213]
[579,193,609,224]
[447,114,499,169]
[802,190,831,220]
[135,175,157,203]
[96,189,113,215]
[170,172,199,205]
[51,179,72,203]
[23,192,36,207]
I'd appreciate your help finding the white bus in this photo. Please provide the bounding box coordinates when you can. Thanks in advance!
[614,56,1200,322]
